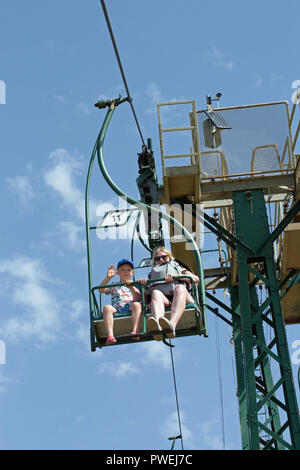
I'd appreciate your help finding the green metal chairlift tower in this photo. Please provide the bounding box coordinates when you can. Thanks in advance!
[155,97,300,450]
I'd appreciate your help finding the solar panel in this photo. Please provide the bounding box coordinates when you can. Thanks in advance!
[204,111,231,129]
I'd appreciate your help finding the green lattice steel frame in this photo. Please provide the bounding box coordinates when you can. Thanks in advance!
[229,189,300,450]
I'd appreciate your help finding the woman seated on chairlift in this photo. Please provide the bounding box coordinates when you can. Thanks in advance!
[140,247,199,341]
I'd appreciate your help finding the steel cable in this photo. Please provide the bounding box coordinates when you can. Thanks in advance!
[169,341,184,450]
[99,0,146,146]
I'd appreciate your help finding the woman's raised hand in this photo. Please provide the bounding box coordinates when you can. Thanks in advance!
[164,274,174,283]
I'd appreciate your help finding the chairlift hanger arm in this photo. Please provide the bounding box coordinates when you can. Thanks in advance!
[94,107,207,325]
[94,95,129,110]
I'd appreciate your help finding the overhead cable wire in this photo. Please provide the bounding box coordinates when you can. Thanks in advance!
[169,341,184,450]
[99,0,146,146]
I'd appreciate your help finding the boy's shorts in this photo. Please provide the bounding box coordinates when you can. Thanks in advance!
[114,302,133,313]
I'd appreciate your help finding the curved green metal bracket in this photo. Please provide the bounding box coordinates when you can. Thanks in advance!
[85,99,120,350]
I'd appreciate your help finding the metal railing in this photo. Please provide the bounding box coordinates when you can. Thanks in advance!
[157,100,202,176]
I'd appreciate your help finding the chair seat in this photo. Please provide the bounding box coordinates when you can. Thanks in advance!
[94,303,197,321]
[93,304,200,344]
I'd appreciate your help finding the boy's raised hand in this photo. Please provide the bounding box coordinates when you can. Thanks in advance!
[107,264,117,280]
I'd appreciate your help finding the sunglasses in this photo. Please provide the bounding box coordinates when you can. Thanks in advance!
[154,254,168,262]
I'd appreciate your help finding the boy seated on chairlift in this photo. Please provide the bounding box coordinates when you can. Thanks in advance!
[98,259,142,346]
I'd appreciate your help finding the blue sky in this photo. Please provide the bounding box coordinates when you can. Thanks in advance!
[0,0,300,450]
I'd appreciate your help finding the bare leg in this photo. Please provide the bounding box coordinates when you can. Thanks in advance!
[103,305,117,338]
[150,289,171,322]
[169,284,194,328]
[130,301,142,332]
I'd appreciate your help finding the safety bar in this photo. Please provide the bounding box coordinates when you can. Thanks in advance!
[91,275,201,333]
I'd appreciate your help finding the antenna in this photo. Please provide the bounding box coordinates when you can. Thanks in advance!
[206,92,222,109]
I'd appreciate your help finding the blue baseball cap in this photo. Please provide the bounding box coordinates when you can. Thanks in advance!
[117,259,134,270]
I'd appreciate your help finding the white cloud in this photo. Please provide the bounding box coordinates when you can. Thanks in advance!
[140,341,171,369]
[198,415,225,450]
[95,332,186,381]
[271,72,282,83]
[59,220,85,252]
[53,94,65,102]
[145,82,163,115]
[97,360,141,379]
[65,299,90,345]
[6,175,34,207]
[145,82,187,116]
[0,256,61,343]
[162,410,228,450]
[0,368,11,394]
[144,82,194,155]
[44,148,85,221]
[210,46,235,71]
[255,75,262,87]
[146,82,163,104]
[44,147,116,229]
[0,256,90,348]
[76,102,92,115]
[43,148,119,253]
[68,299,87,321]
[3,147,126,263]
[95,84,123,103]
[161,410,194,449]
